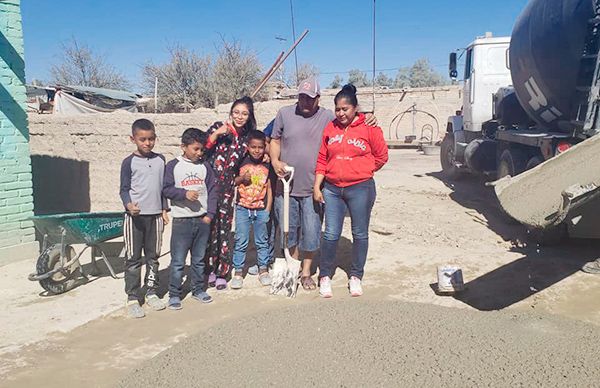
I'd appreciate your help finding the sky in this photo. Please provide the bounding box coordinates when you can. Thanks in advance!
[21,0,528,93]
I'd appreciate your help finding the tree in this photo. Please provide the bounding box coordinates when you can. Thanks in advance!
[408,58,445,88]
[288,63,319,86]
[394,67,410,88]
[50,38,130,89]
[141,45,214,111]
[213,38,263,105]
[375,72,393,87]
[141,39,264,111]
[347,69,370,87]
[329,75,344,89]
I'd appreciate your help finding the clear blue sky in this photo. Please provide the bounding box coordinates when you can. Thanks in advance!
[22,0,528,93]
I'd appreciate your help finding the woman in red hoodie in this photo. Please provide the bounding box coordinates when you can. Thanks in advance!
[313,84,388,298]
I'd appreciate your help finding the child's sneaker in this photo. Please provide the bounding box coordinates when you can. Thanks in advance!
[247,264,259,276]
[230,274,243,289]
[258,270,272,286]
[145,294,166,311]
[348,276,363,297]
[168,296,182,310]
[215,277,227,290]
[191,291,213,303]
[126,300,145,318]
[319,276,333,298]
[208,272,217,288]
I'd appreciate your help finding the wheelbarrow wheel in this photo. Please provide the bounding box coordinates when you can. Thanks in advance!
[36,244,81,294]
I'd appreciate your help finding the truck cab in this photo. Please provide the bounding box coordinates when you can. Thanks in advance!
[442,34,512,178]
[460,34,511,133]
[448,33,511,135]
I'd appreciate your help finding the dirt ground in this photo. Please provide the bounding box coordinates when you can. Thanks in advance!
[2,149,600,387]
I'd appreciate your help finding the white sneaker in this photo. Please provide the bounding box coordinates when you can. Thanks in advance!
[348,276,363,297]
[319,276,333,298]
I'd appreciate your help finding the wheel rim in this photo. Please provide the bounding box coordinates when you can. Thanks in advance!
[49,246,77,282]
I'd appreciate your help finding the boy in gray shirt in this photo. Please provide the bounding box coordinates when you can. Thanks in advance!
[120,118,169,318]
[163,128,217,310]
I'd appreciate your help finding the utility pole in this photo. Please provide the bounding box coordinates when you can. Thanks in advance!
[290,0,299,85]
[372,0,376,113]
[154,77,158,113]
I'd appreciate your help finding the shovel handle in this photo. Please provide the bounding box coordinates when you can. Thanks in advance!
[279,166,295,235]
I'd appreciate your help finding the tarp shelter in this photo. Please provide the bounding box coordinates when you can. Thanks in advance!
[26,85,55,113]
[53,85,140,114]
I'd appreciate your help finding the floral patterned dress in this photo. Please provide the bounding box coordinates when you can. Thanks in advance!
[204,122,248,278]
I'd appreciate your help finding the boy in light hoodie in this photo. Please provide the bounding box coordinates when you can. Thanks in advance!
[163,128,217,310]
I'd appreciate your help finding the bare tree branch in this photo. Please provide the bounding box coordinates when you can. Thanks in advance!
[50,37,130,90]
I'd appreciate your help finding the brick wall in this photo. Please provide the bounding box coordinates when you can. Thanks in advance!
[0,0,36,264]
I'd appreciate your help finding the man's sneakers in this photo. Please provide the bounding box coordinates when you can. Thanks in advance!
[146,294,166,311]
[126,300,145,318]
[348,276,363,297]
[319,276,333,298]
[582,259,600,274]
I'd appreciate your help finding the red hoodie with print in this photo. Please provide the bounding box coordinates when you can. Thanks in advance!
[315,113,388,187]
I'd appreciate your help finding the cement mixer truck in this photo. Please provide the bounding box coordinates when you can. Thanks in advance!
[440,0,600,239]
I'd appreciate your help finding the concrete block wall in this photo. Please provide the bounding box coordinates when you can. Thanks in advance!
[0,0,37,265]
[28,86,460,214]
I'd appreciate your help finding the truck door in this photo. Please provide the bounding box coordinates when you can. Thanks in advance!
[462,48,474,131]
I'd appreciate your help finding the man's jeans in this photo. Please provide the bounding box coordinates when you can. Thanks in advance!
[319,179,376,280]
[274,194,322,252]
[233,205,270,271]
[169,217,210,298]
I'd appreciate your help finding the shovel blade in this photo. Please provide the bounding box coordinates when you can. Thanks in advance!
[270,257,301,297]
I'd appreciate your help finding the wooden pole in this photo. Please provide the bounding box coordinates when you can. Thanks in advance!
[251,29,310,98]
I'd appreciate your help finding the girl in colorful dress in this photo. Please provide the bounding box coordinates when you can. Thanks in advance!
[204,96,256,290]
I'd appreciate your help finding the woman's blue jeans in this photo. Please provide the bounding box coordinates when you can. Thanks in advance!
[320,178,376,280]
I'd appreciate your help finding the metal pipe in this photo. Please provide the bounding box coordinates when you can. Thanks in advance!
[251,29,310,98]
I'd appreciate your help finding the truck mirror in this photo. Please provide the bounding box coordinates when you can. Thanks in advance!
[449,52,457,79]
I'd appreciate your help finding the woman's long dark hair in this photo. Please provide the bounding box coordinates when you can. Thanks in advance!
[230,96,257,134]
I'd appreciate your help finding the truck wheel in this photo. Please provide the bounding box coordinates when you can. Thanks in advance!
[497,148,528,179]
[36,244,81,294]
[440,133,460,179]
[525,155,543,170]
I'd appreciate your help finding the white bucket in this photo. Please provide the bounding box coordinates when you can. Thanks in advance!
[422,144,441,155]
[437,265,464,293]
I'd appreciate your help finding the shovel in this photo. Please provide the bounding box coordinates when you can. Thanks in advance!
[270,165,301,297]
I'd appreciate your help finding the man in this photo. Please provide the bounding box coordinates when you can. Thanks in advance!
[269,77,376,290]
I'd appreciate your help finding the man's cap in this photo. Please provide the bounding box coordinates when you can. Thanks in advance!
[298,77,320,98]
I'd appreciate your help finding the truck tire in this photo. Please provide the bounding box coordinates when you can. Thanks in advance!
[525,155,543,170]
[440,133,460,179]
[36,244,81,294]
[497,148,528,179]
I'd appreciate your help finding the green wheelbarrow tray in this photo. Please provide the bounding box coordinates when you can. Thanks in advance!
[31,211,125,245]
[28,211,126,294]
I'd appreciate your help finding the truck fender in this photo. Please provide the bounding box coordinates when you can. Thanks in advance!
[447,115,464,133]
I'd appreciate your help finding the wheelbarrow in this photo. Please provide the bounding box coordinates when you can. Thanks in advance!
[28,211,126,294]
[270,166,302,297]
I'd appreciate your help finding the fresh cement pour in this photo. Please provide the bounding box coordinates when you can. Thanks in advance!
[119,300,600,387]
